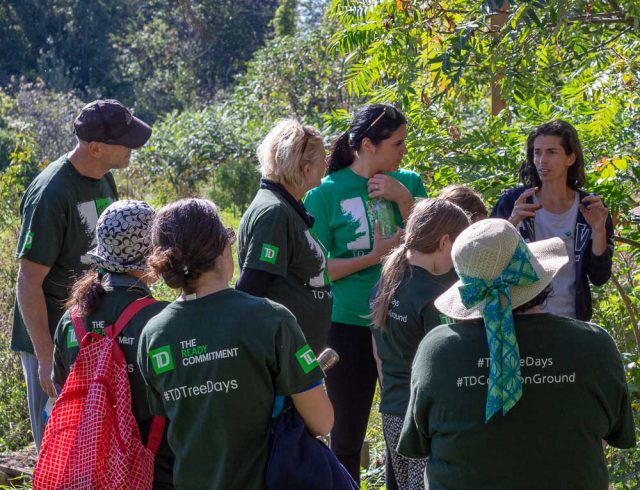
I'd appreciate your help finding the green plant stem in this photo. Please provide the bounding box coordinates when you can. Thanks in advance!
[610,272,640,355]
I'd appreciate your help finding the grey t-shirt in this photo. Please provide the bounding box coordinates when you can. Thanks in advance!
[533,193,579,317]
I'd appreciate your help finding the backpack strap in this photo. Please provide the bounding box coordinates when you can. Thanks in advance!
[146,416,166,454]
[106,297,157,339]
[70,312,88,346]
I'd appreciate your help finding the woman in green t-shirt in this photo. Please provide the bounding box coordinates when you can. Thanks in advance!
[304,104,428,484]
[370,198,470,490]
[139,198,333,490]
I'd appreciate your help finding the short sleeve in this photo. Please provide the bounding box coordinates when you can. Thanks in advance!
[273,311,325,396]
[242,208,290,277]
[17,190,66,267]
[52,313,73,387]
[420,302,442,337]
[304,188,333,253]
[410,173,428,198]
[137,334,167,416]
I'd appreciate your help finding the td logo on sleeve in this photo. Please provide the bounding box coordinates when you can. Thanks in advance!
[23,231,35,251]
[150,345,175,374]
[260,243,279,264]
[295,345,319,374]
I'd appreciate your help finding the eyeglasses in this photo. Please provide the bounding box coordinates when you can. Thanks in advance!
[225,227,236,245]
[365,106,398,133]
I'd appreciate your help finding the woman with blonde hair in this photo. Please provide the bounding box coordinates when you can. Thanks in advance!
[237,119,331,353]
[370,199,470,489]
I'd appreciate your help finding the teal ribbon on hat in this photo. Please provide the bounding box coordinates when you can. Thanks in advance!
[457,239,540,422]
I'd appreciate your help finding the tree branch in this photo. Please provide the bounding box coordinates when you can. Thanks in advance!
[566,14,634,25]
[614,235,640,250]
[610,273,640,356]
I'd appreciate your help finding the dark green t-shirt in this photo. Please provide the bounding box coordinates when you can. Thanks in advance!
[52,279,173,487]
[305,167,427,326]
[12,155,117,353]
[137,288,325,490]
[238,188,332,353]
[399,313,636,490]
[371,266,457,416]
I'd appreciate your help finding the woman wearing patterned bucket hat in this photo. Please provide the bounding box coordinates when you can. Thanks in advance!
[51,199,174,488]
[398,218,635,490]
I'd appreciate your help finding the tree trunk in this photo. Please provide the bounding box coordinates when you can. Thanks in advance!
[490,1,509,116]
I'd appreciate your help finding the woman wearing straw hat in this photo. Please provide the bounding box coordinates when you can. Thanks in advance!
[52,200,174,488]
[398,218,635,489]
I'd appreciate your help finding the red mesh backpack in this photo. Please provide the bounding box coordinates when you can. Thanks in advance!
[33,298,165,490]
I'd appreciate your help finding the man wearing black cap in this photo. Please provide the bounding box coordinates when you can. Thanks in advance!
[12,99,152,450]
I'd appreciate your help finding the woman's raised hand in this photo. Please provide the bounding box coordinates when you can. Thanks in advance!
[509,187,542,227]
[579,195,608,233]
[368,174,411,204]
[370,221,403,262]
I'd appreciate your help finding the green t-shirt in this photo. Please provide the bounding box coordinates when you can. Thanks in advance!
[137,288,325,490]
[398,313,636,490]
[371,266,457,416]
[304,167,427,326]
[238,188,332,353]
[12,155,117,353]
[52,280,173,487]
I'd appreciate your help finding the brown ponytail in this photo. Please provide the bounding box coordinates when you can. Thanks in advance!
[65,269,107,317]
[148,198,230,295]
[370,199,470,330]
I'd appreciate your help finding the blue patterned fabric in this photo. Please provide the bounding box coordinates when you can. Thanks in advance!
[458,239,540,422]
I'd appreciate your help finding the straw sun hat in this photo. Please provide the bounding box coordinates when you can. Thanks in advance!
[434,218,569,319]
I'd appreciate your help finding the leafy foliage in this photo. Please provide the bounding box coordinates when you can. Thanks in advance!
[0,82,83,164]
[329,0,640,484]
[274,0,299,37]
[0,0,281,121]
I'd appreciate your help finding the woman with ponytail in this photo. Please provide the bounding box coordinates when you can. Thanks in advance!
[52,200,174,488]
[138,198,333,489]
[370,199,469,489]
[304,104,427,483]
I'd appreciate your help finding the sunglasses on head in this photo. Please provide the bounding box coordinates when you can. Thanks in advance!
[366,106,398,133]
[225,227,236,245]
[300,128,310,157]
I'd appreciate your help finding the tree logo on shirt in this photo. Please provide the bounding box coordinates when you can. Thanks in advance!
[260,243,280,264]
[295,345,319,374]
[95,197,112,217]
[150,345,175,374]
[24,231,35,251]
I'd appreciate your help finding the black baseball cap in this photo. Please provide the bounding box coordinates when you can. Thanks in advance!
[74,99,152,149]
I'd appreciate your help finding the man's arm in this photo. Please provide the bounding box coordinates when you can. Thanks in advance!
[16,258,57,398]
